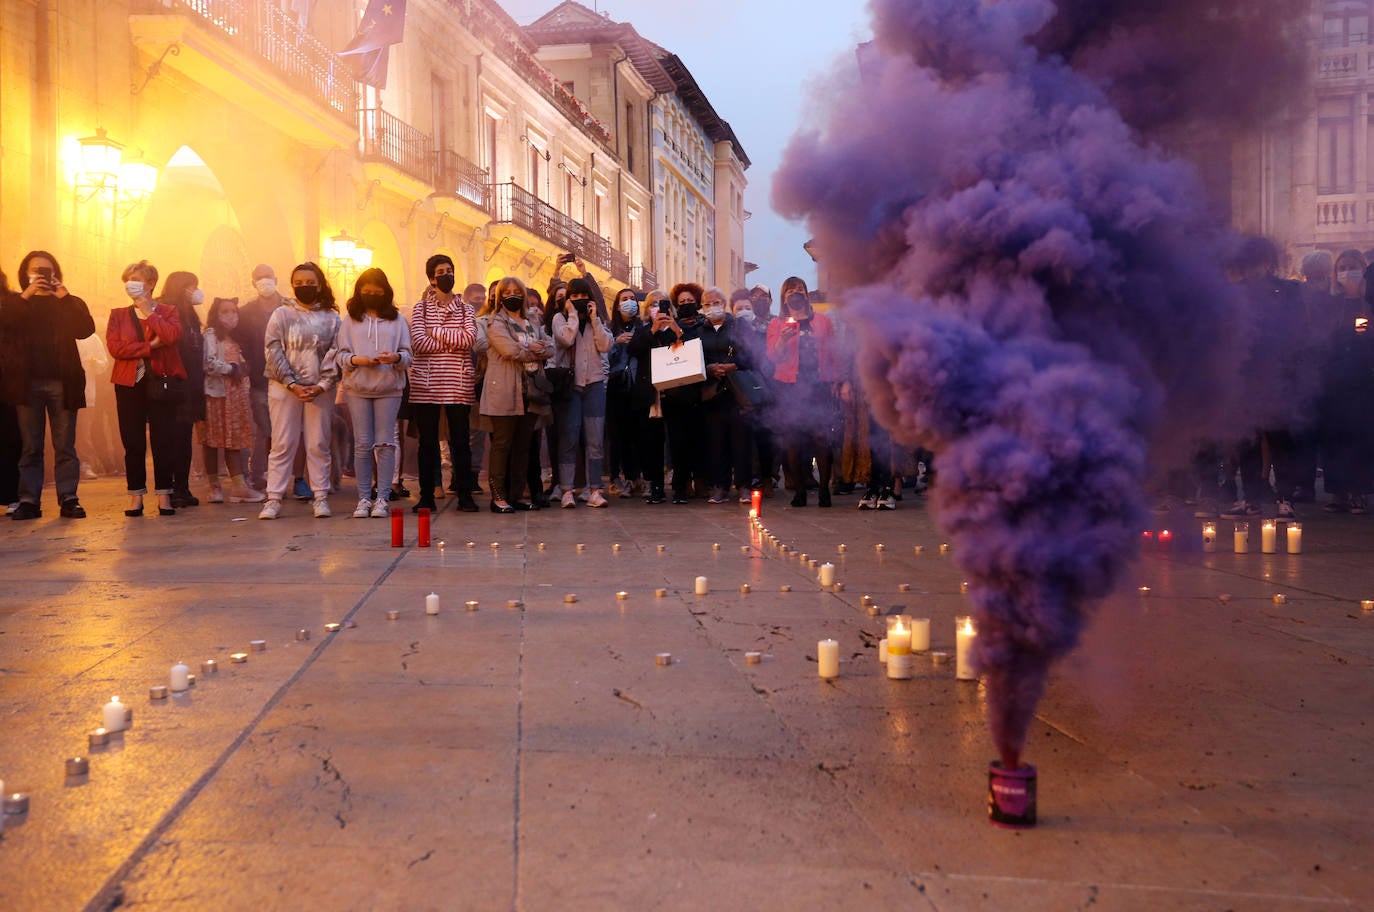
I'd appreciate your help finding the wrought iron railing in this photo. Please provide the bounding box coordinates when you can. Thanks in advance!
[607,249,631,285]
[360,108,432,183]
[138,0,357,122]
[629,265,658,292]
[490,182,615,271]
[432,149,491,211]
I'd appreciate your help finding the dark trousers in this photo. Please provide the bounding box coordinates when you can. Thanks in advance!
[750,422,776,488]
[787,429,834,494]
[413,403,472,499]
[868,417,893,491]
[170,419,195,494]
[662,396,705,497]
[644,416,666,493]
[704,397,750,491]
[525,429,543,504]
[115,379,177,493]
[606,386,637,482]
[488,413,536,503]
[1233,430,1298,505]
[0,403,20,504]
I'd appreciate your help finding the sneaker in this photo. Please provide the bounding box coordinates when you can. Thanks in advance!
[5,502,17,515]
[587,489,609,508]
[1276,499,1298,521]
[370,499,391,518]
[739,492,753,504]
[258,499,281,520]
[59,498,86,519]
[313,497,332,519]
[707,489,727,504]
[551,485,564,500]
[608,480,621,497]
[228,483,266,504]
[618,484,634,499]
[390,481,411,500]
[577,489,591,503]
[80,463,99,480]
[207,483,225,504]
[171,491,200,508]
[292,478,312,501]
[353,498,373,518]
[1352,495,1368,515]
[857,491,878,510]
[1219,500,1258,519]
[561,491,576,509]
[647,487,666,504]
[11,501,40,520]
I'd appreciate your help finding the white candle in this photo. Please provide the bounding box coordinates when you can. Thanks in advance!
[1233,522,1250,554]
[818,562,836,587]
[910,617,931,653]
[169,661,190,693]
[1287,523,1302,554]
[1261,521,1277,554]
[695,576,709,596]
[1202,522,1217,553]
[425,593,440,615]
[885,616,911,655]
[955,616,977,680]
[103,696,127,732]
[817,639,839,679]
[878,638,888,664]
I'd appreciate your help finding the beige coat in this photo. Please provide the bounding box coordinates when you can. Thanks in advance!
[477,310,550,417]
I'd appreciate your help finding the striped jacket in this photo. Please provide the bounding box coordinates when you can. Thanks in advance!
[408,287,477,404]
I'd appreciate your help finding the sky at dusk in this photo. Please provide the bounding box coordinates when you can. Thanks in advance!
[502,0,874,293]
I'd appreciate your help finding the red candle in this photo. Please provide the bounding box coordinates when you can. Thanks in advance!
[751,489,763,517]
[1141,530,1154,542]
[1157,529,1173,548]
[417,508,431,548]
[391,509,404,548]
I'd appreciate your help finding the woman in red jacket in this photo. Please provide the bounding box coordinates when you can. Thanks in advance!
[766,276,839,507]
[106,260,186,516]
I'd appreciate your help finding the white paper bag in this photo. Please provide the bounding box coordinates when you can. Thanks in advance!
[650,338,707,390]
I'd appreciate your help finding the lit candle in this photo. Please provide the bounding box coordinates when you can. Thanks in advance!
[1273,593,1287,605]
[564,593,579,603]
[612,543,622,552]
[102,696,127,732]
[1158,529,1173,549]
[655,588,668,598]
[818,563,836,587]
[695,576,709,595]
[465,600,479,611]
[88,728,109,748]
[1233,521,1250,554]
[898,583,911,592]
[576,543,586,552]
[1202,522,1217,553]
[886,616,912,680]
[910,617,931,653]
[425,593,440,615]
[837,543,847,553]
[230,652,248,663]
[466,541,476,550]
[65,757,89,777]
[1287,523,1302,554]
[712,542,721,551]
[779,585,792,593]
[657,544,666,553]
[655,653,672,666]
[939,543,950,553]
[913,545,924,554]
[960,581,970,594]
[739,583,750,594]
[1361,599,1374,611]
[295,628,310,641]
[751,489,763,516]
[745,651,761,665]
[169,661,190,693]
[616,591,629,600]
[201,659,218,675]
[1261,521,1277,554]
[956,616,977,680]
[817,639,839,679]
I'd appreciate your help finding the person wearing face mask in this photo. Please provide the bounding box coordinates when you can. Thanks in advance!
[653,282,708,504]
[699,287,754,503]
[236,264,285,493]
[257,262,341,520]
[0,251,96,519]
[338,268,412,518]
[408,255,480,515]
[199,297,263,504]
[634,290,671,502]
[476,276,553,512]
[460,281,491,500]
[158,271,207,507]
[1314,249,1374,515]
[766,276,839,508]
[523,288,552,505]
[106,260,185,517]
[730,288,777,498]
[551,276,613,508]
[606,288,648,497]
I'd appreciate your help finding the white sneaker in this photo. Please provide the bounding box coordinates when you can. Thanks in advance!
[258,499,281,520]
[6,502,19,516]
[561,491,576,509]
[352,498,372,518]
[369,499,390,518]
[587,489,608,508]
[313,498,332,519]
[577,488,590,503]
[228,484,266,504]
[207,484,225,504]
[858,491,878,510]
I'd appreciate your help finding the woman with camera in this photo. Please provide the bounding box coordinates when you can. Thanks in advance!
[766,276,839,508]
[655,283,707,504]
[552,275,613,508]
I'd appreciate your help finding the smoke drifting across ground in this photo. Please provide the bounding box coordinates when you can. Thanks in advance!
[773,0,1307,767]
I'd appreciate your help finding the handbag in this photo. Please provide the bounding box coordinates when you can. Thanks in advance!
[543,366,574,400]
[129,306,186,401]
[650,337,707,391]
[726,368,772,413]
[521,368,554,416]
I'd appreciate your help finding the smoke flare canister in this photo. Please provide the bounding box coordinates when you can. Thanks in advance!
[391,509,404,548]
[417,508,431,548]
[988,762,1037,828]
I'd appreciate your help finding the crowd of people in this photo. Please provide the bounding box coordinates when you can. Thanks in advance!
[0,251,923,521]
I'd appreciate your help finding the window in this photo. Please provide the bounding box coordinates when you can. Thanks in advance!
[1325,1,1371,47]
[1319,96,1355,194]
[625,103,635,172]
[529,142,544,198]
[432,74,453,153]
[484,113,500,178]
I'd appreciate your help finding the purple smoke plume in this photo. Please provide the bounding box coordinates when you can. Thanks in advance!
[774,0,1307,767]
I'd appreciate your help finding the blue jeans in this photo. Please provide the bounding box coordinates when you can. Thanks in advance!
[17,379,80,505]
[558,381,606,490]
[345,394,402,501]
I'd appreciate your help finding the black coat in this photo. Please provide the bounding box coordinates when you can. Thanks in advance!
[0,291,95,409]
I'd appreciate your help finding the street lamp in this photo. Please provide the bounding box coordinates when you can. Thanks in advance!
[75,127,124,201]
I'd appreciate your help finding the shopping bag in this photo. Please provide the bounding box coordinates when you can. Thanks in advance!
[650,338,707,391]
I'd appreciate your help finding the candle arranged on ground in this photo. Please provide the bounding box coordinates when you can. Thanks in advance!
[1261,520,1277,554]
[465,600,479,611]
[102,696,127,732]
[886,616,913,679]
[169,661,190,693]
[1287,523,1303,554]
[817,639,839,679]
[751,489,763,516]
[1157,529,1172,549]
[1234,521,1250,554]
[818,562,836,587]
[425,593,440,615]
[956,616,978,681]
[910,617,931,653]
[695,576,709,595]
[878,638,888,664]
[1362,599,1374,611]
[1202,522,1217,553]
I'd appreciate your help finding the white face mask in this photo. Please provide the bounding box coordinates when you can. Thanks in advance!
[219,311,239,330]
[190,288,205,306]
[1338,269,1362,284]
[254,277,277,297]
[735,308,756,323]
[619,301,639,317]
[125,281,145,299]
[706,305,726,321]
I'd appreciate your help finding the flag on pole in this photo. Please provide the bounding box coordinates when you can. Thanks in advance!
[337,0,407,89]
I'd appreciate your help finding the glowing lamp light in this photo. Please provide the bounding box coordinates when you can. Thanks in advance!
[78,127,124,185]
[326,231,356,263]
[1357,317,1369,334]
[119,159,159,208]
[352,241,374,269]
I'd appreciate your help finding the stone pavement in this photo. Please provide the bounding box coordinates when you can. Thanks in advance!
[0,479,1371,911]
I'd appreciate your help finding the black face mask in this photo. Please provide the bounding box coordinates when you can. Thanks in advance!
[360,293,387,311]
[435,274,456,294]
[677,303,699,320]
[294,285,321,306]
[572,297,589,315]
[502,295,525,312]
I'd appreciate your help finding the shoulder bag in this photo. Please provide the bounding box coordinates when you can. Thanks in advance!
[129,306,186,402]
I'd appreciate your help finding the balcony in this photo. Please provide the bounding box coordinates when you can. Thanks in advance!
[629,265,657,293]
[130,0,358,146]
[433,149,491,212]
[360,108,432,184]
[1318,47,1374,81]
[490,182,626,273]
[608,249,631,286]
